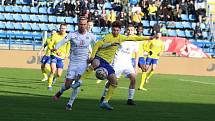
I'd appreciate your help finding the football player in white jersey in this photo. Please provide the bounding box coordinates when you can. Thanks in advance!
[52,17,96,110]
[100,24,139,105]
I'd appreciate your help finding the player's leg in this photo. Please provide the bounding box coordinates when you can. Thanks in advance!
[146,59,158,82]
[127,73,136,105]
[139,57,150,90]
[48,61,57,90]
[40,56,50,81]
[66,86,81,110]
[100,81,109,103]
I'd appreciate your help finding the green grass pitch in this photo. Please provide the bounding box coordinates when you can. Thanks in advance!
[0,67,215,121]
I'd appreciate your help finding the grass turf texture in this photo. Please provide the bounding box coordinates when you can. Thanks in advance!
[0,67,215,121]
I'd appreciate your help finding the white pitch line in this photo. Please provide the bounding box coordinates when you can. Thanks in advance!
[179,79,215,85]
[118,86,128,89]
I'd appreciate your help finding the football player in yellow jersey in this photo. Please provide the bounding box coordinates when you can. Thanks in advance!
[140,32,164,89]
[38,30,56,82]
[47,24,70,90]
[72,21,151,110]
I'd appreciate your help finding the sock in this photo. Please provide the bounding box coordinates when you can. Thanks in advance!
[139,72,146,88]
[101,87,109,97]
[68,87,80,106]
[41,68,47,78]
[45,65,51,74]
[146,70,154,80]
[59,84,67,93]
[80,66,94,80]
[104,85,116,103]
[48,73,54,87]
[128,88,135,100]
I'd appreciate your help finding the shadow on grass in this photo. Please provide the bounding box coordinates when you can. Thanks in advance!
[0,94,215,121]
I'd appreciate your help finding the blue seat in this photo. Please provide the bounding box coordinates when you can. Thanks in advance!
[38,15,48,22]
[48,16,57,23]
[67,25,74,32]
[57,16,65,23]
[30,15,39,22]
[182,22,192,29]
[185,30,194,38]
[191,22,196,29]
[181,14,189,21]
[4,14,13,21]
[13,23,22,30]
[39,24,49,31]
[5,22,14,30]
[65,17,73,24]
[22,14,31,22]
[23,31,33,39]
[13,14,22,22]
[47,7,55,14]
[150,21,157,27]
[143,29,151,36]
[73,17,78,24]
[31,24,40,31]
[189,14,196,21]
[4,6,13,12]
[23,23,31,30]
[92,27,101,34]
[176,30,185,37]
[48,24,58,31]
[104,2,112,9]
[167,22,175,29]
[30,7,38,14]
[22,6,30,13]
[168,29,177,36]
[175,22,183,29]
[142,20,150,27]
[39,7,47,14]
[13,6,22,13]
[16,0,22,4]
[202,31,208,39]
[0,22,5,29]
[0,14,5,21]
[0,6,4,12]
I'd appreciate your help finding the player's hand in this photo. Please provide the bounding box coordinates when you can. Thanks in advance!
[51,48,57,52]
[149,51,153,55]
[37,51,43,56]
[56,51,62,56]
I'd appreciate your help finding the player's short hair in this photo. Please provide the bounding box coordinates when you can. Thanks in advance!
[127,24,134,28]
[60,23,67,27]
[112,20,122,29]
[78,16,87,22]
[137,23,143,28]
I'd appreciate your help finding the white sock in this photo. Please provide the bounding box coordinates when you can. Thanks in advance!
[128,89,135,100]
[101,87,108,97]
[68,87,80,106]
[59,84,66,93]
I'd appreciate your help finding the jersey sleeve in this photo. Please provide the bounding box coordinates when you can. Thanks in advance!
[54,32,72,50]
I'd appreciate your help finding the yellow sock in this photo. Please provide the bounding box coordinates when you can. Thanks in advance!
[104,85,116,102]
[45,65,51,74]
[139,72,147,88]
[48,73,54,87]
[80,66,94,80]
[147,70,154,80]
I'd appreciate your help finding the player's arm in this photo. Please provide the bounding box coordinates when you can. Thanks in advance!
[123,35,151,42]
[38,37,50,56]
[65,40,71,58]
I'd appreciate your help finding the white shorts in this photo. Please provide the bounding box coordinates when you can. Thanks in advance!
[112,60,135,78]
[66,62,88,80]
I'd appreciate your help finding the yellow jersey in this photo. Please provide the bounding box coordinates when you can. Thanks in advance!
[91,33,150,63]
[147,38,164,59]
[48,33,70,59]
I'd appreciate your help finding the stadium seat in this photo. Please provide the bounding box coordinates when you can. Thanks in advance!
[0,14,5,21]
[150,21,157,27]
[67,25,74,32]
[48,16,57,23]
[185,30,194,38]
[22,6,30,13]
[38,15,48,22]
[22,14,31,22]
[39,24,49,31]
[0,5,4,12]
[181,14,189,21]
[30,15,39,22]
[4,6,13,12]
[202,31,208,39]
[13,6,22,13]
[0,30,6,38]
[16,0,22,5]
[48,24,58,31]
[4,14,14,21]
[56,16,65,23]
[0,22,5,29]
[92,27,101,34]
[23,31,33,39]
[142,20,150,27]
[175,22,183,29]
[31,24,40,31]
[189,14,196,21]
[143,29,151,36]
[167,29,177,36]
[13,23,22,30]
[30,7,39,14]
[23,23,31,30]
[191,22,196,29]
[104,2,112,10]
[5,22,15,30]
[167,22,175,29]
[73,17,78,24]
[65,17,73,24]
[39,7,47,14]
[13,14,22,22]
[182,22,192,29]
[47,7,55,14]
[176,30,185,37]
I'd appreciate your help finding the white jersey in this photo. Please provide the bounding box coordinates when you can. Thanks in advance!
[55,31,96,79]
[55,31,96,64]
[112,41,139,78]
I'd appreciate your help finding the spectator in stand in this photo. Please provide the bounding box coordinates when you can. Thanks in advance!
[80,0,90,12]
[89,0,95,9]
[178,0,188,14]
[158,5,173,23]
[96,0,105,10]
[151,23,160,35]
[187,0,195,15]
[92,10,101,26]
[113,2,123,12]
[100,9,107,31]
[132,10,144,27]
[196,8,207,23]
[107,9,116,29]
[117,11,126,26]
[160,23,168,36]
[75,0,81,16]
[65,0,75,17]
[194,23,203,39]
[173,4,182,21]
[139,0,149,20]
[55,1,65,15]
[136,23,144,36]
[147,2,157,21]
[195,0,205,10]
[125,11,133,28]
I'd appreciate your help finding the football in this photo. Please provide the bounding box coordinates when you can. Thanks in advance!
[95,67,108,80]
